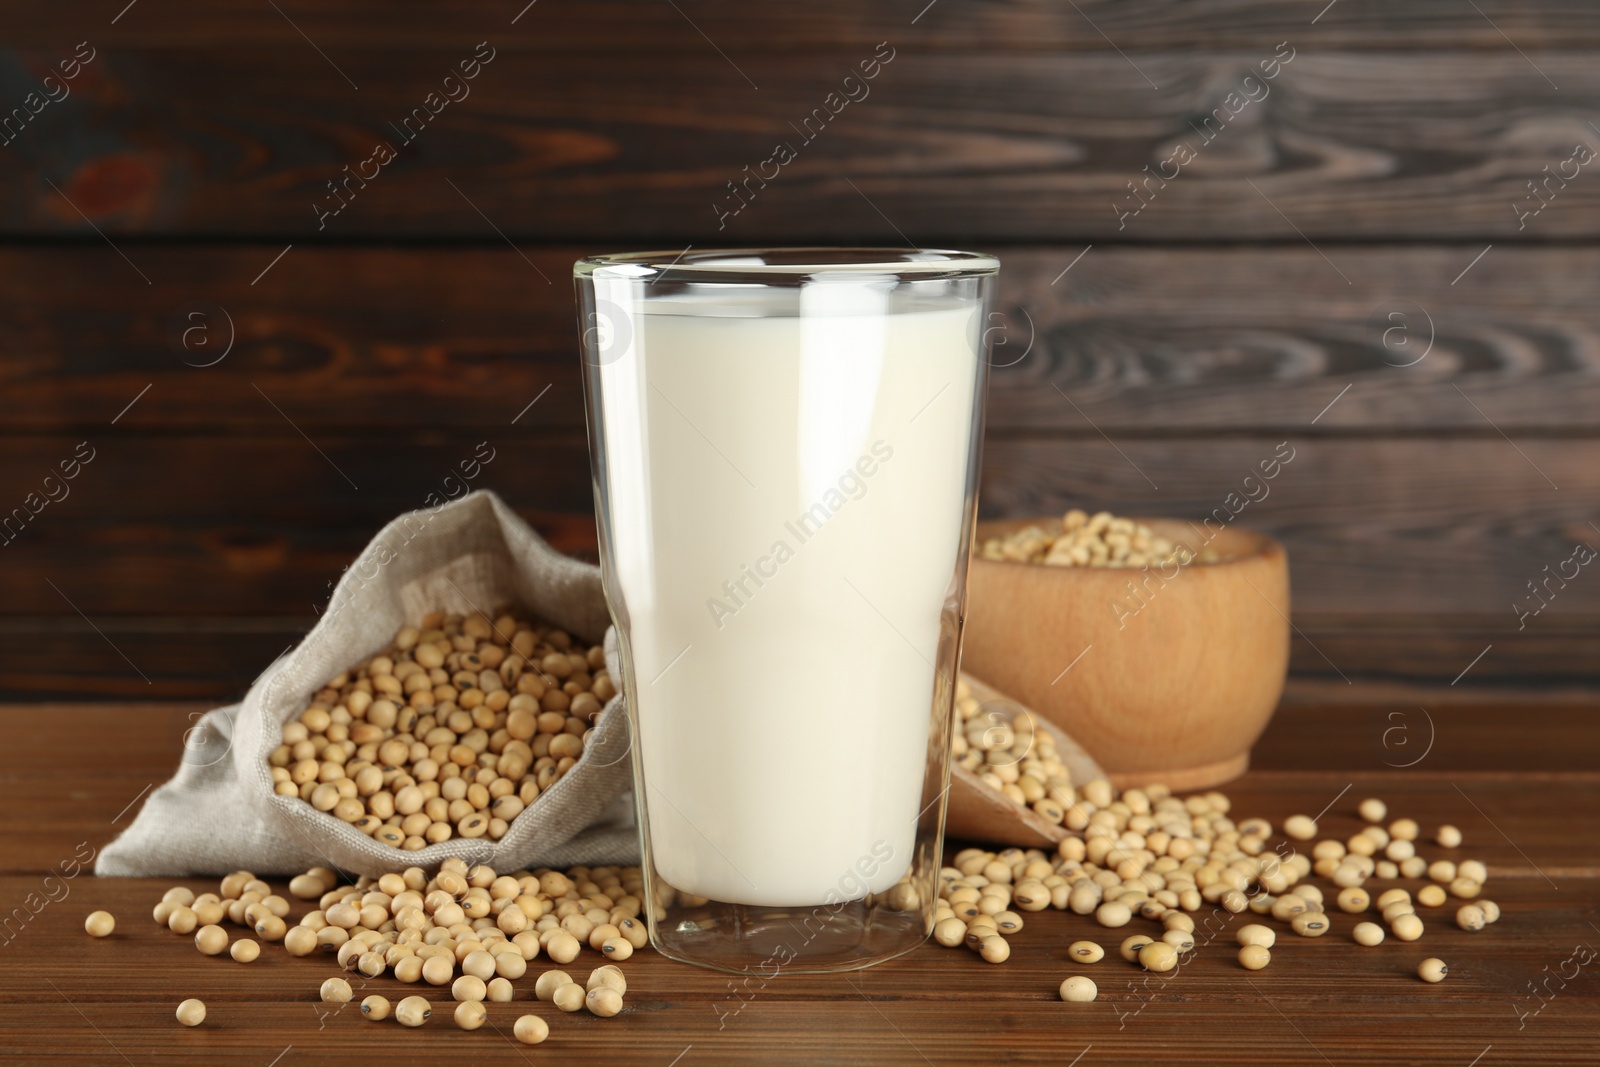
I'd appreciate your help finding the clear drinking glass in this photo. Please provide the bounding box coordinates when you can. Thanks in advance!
[575,248,997,973]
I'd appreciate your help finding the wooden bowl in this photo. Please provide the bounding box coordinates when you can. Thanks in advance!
[961,518,1289,790]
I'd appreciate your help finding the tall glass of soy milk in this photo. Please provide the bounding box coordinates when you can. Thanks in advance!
[576,249,996,972]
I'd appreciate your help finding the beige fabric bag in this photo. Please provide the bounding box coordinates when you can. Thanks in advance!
[97,489,637,877]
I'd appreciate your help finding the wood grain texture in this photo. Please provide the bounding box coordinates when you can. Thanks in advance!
[991,246,1600,432]
[0,435,593,618]
[0,619,310,701]
[0,246,583,432]
[1287,614,1600,689]
[1,51,1597,239]
[5,245,1600,433]
[7,1,1600,51]
[0,701,1594,1066]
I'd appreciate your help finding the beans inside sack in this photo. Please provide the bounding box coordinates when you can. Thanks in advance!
[269,609,617,849]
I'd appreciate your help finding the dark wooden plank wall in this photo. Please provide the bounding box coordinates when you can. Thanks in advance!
[2,1,1597,699]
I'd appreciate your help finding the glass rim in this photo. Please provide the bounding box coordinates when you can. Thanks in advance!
[574,247,999,280]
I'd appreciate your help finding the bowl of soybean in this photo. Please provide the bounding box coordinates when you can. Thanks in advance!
[964,516,1289,790]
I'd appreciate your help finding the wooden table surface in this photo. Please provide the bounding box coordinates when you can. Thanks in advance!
[3,699,1597,1066]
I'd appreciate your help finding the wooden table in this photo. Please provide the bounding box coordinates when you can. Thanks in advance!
[4,698,1597,1066]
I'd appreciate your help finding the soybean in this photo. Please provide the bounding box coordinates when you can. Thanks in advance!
[1238,945,1271,970]
[1284,815,1318,840]
[1418,958,1449,983]
[586,987,625,1017]
[454,1001,487,1030]
[361,995,391,1021]
[1120,934,1155,962]
[1270,895,1308,922]
[979,935,1011,964]
[535,970,573,1001]
[1096,902,1132,928]
[1138,941,1179,972]
[1069,941,1105,963]
[175,999,206,1026]
[1161,929,1195,952]
[546,932,582,964]
[396,995,432,1027]
[588,965,627,995]
[195,925,228,956]
[1237,924,1276,948]
[1382,902,1415,923]
[1336,887,1370,914]
[552,983,586,1013]
[289,873,329,899]
[422,954,455,986]
[1059,976,1098,1002]
[514,1014,550,1044]
[1291,913,1331,938]
[84,911,115,938]
[284,926,318,956]
[1353,922,1385,946]
[461,950,497,981]
[1392,914,1424,942]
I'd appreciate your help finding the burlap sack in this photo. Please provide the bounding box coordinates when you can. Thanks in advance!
[97,489,638,877]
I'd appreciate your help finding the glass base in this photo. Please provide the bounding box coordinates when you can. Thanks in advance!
[649,897,931,975]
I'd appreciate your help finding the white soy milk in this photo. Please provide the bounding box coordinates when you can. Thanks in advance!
[590,279,980,907]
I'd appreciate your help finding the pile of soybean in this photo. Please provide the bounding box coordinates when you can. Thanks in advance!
[932,783,1497,1001]
[92,858,652,1041]
[270,609,617,850]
